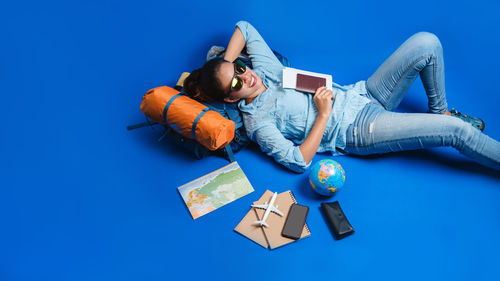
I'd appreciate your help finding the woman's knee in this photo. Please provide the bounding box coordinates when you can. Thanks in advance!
[445,117,477,147]
[409,31,442,53]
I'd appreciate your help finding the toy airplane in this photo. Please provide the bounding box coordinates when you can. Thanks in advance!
[251,192,284,227]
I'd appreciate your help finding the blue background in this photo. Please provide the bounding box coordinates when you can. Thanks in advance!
[1,0,499,280]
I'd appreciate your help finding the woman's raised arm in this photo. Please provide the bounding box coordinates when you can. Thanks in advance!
[224,27,245,62]
[224,21,281,69]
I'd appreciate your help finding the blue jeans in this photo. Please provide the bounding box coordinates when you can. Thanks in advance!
[344,32,500,170]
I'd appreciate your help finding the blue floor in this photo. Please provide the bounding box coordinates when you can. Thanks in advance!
[1,1,499,280]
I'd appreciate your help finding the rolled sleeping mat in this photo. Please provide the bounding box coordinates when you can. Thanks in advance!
[140,86,235,151]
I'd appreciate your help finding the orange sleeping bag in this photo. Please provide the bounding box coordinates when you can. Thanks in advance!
[140,86,235,151]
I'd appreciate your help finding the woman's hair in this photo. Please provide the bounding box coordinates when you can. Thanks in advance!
[183,57,227,102]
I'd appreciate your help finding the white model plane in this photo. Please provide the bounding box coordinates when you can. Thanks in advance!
[251,192,284,227]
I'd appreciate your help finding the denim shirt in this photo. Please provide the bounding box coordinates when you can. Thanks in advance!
[236,21,370,173]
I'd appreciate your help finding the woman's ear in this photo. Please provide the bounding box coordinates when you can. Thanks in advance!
[223,96,241,103]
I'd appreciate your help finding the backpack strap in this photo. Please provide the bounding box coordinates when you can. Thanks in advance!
[162,93,182,125]
[158,126,171,142]
[191,107,210,140]
[224,144,235,162]
[194,143,204,159]
[126,119,157,130]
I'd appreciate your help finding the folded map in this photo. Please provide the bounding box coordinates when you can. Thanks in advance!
[178,162,254,219]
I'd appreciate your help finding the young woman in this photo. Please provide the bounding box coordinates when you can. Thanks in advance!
[183,21,500,173]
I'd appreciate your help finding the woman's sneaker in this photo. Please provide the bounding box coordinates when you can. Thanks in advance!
[450,108,485,131]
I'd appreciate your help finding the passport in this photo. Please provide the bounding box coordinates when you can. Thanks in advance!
[282,67,332,92]
[296,73,327,94]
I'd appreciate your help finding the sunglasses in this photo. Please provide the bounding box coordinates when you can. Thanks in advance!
[225,59,247,97]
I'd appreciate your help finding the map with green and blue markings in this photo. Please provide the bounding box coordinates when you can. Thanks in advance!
[178,162,254,219]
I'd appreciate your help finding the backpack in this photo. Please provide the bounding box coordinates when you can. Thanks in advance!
[127,47,291,162]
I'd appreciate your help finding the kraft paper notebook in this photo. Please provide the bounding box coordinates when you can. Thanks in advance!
[234,190,311,249]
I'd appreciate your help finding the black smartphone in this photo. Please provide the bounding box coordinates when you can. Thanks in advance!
[282,204,309,240]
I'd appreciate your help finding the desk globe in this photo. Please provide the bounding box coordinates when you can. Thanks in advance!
[308,159,346,196]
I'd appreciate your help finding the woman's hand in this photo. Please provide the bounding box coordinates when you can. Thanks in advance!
[313,86,334,118]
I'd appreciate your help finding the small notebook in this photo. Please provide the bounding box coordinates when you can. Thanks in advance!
[234,190,311,249]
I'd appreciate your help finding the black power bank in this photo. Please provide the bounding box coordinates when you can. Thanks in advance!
[282,204,309,239]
